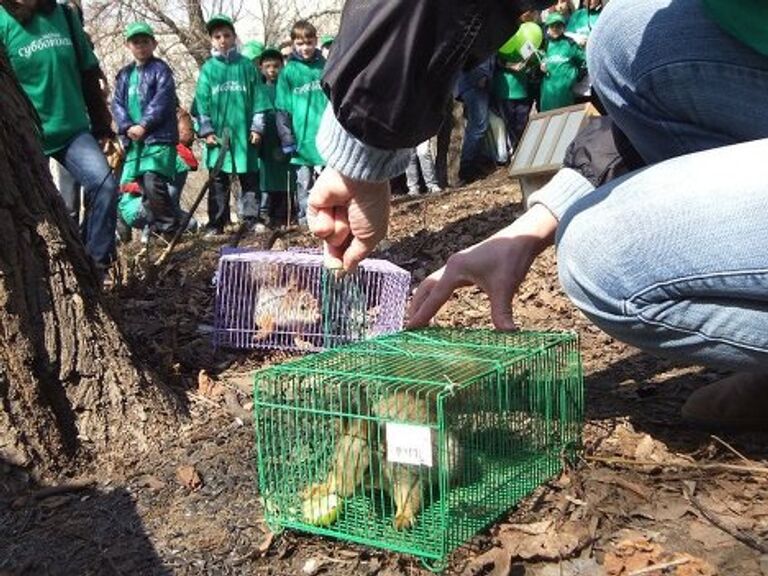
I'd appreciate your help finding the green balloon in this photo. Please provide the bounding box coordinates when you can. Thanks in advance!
[498,22,543,60]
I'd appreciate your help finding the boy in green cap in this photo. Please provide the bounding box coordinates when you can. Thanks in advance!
[113,22,180,236]
[194,14,264,236]
[252,47,295,226]
[539,11,585,111]
[275,19,328,226]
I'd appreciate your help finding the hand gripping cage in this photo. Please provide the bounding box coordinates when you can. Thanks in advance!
[213,250,411,351]
[253,328,583,569]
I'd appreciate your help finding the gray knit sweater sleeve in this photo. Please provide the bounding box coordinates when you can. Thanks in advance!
[316,105,412,182]
[526,168,596,221]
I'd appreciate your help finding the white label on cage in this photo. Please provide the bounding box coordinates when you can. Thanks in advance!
[385,422,433,467]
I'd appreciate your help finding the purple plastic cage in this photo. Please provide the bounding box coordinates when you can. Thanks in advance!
[213,250,411,352]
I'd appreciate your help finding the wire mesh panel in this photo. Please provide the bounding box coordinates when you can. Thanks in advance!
[213,251,410,351]
[254,328,583,567]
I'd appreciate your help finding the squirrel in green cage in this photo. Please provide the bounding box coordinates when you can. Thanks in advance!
[304,375,469,530]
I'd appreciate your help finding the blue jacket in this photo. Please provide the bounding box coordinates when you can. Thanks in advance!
[112,57,178,145]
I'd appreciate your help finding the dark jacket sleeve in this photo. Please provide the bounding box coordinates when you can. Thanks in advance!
[111,67,132,136]
[142,60,177,133]
[563,116,645,187]
[526,115,647,220]
[322,0,550,150]
[275,111,296,149]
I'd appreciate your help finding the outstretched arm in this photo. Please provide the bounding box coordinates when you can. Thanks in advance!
[408,204,557,329]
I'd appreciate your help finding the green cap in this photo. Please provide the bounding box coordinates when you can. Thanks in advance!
[124,22,155,40]
[259,47,283,62]
[206,14,235,34]
[242,40,265,61]
[545,12,566,27]
[320,34,335,47]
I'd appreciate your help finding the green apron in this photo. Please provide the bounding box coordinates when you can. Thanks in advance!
[195,53,262,174]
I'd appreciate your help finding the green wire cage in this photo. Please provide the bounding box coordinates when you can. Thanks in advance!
[253,328,583,569]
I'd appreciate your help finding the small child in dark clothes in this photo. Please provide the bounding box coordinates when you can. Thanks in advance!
[112,22,180,236]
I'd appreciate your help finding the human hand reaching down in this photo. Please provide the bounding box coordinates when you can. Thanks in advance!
[408,204,558,330]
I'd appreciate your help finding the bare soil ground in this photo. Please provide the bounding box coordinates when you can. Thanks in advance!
[2,170,768,576]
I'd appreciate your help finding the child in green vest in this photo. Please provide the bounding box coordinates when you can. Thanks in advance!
[566,0,602,48]
[252,47,295,227]
[113,22,180,236]
[539,12,585,111]
[275,19,328,226]
[194,14,264,236]
[566,0,603,102]
[0,0,118,272]
[493,53,533,151]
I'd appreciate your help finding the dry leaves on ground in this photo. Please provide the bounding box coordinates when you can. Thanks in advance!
[197,369,225,400]
[603,538,716,576]
[176,465,203,491]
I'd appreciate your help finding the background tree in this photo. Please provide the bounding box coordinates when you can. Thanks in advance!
[0,47,180,479]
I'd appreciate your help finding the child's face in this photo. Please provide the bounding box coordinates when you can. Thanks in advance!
[127,35,156,63]
[555,0,571,14]
[210,26,236,53]
[260,58,282,82]
[548,23,565,38]
[293,35,317,60]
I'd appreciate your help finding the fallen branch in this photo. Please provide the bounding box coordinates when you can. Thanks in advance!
[584,455,768,476]
[710,434,758,467]
[682,483,768,554]
[11,478,95,509]
[628,557,689,576]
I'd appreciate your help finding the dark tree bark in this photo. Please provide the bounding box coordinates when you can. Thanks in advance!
[0,47,181,479]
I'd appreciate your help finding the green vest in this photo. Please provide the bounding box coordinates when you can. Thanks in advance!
[195,53,261,174]
[540,37,584,112]
[275,55,328,166]
[703,0,768,56]
[493,65,529,101]
[566,8,600,38]
[0,5,98,155]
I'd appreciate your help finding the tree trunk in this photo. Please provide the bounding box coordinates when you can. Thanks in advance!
[0,47,181,479]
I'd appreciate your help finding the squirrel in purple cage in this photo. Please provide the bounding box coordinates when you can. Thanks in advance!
[251,268,321,344]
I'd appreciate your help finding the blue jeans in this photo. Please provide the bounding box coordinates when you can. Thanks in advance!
[207,172,261,231]
[497,98,531,150]
[51,160,82,224]
[53,131,118,266]
[405,140,440,193]
[296,165,321,224]
[458,86,491,173]
[556,0,768,370]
